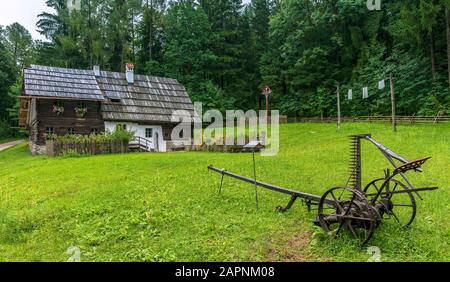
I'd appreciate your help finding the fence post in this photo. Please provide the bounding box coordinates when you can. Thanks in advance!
[336,85,341,130]
[434,111,442,124]
[390,73,397,132]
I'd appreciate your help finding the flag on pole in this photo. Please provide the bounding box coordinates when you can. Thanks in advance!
[362,87,369,99]
[348,89,353,100]
[378,80,385,90]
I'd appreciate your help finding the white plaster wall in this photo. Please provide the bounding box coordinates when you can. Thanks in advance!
[105,122,166,152]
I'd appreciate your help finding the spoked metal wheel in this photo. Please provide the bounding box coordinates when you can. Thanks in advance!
[317,187,379,245]
[364,178,416,227]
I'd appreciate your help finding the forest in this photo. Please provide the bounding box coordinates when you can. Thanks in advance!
[1,0,450,137]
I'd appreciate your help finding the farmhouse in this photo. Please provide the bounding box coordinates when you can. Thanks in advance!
[19,64,197,155]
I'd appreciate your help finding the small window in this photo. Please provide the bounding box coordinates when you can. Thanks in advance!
[90,128,99,135]
[46,127,54,135]
[67,128,75,135]
[145,128,153,138]
[110,98,121,103]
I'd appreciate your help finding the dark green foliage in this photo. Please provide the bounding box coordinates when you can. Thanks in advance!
[4,23,33,69]
[0,31,17,126]
[1,0,450,136]
[261,0,450,117]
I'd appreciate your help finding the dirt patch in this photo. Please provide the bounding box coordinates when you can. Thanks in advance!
[266,231,313,262]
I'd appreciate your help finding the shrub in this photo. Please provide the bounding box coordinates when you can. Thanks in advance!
[110,127,135,142]
[48,128,135,144]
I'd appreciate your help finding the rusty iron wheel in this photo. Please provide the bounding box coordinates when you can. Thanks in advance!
[364,178,417,227]
[317,187,378,246]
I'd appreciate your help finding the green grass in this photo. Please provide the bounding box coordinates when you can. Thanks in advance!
[0,123,449,262]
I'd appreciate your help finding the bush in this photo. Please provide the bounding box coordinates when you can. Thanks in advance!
[48,128,135,144]
[110,127,135,142]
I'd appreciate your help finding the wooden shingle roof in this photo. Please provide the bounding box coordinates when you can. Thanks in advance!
[98,71,197,123]
[23,65,198,124]
[24,65,104,101]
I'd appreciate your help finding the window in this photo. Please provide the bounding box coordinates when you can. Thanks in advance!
[46,127,54,135]
[90,128,99,135]
[67,128,75,135]
[145,128,153,139]
[110,99,121,103]
[77,102,86,108]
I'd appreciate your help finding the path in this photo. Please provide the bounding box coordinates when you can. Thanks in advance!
[0,140,25,152]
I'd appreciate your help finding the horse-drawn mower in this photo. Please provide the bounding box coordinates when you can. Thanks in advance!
[208,134,438,245]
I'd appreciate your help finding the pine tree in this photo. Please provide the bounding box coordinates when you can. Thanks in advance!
[136,0,166,73]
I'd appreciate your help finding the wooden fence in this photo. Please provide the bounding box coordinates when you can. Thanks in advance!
[46,140,129,157]
[288,115,450,124]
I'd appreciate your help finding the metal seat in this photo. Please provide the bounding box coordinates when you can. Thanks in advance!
[394,157,431,175]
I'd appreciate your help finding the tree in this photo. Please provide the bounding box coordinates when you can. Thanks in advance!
[4,23,33,69]
[446,4,450,88]
[200,1,242,85]
[136,0,166,73]
[249,0,271,108]
[163,0,224,109]
[37,0,69,42]
[0,31,18,123]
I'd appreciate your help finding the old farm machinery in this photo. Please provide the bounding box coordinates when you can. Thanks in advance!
[208,134,438,245]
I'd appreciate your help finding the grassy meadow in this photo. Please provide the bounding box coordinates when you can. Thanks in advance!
[0,122,449,262]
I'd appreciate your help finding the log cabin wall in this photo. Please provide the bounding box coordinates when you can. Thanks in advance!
[36,99,105,145]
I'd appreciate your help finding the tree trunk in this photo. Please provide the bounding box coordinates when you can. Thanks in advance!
[88,0,93,68]
[13,43,17,65]
[149,0,154,61]
[446,6,450,88]
[430,32,436,81]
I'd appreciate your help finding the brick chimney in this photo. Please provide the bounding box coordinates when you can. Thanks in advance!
[126,63,134,85]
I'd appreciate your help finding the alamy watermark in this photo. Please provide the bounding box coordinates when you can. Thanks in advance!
[66,246,81,262]
[170,102,280,157]
[67,0,81,12]
[367,246,382,262]
[367,0,381,11]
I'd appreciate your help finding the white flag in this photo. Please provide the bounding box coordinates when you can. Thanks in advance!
[348,89,353,100]
[378,80,385,90]
[362,87,369,99]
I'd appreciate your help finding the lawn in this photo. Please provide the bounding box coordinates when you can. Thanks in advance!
[0,122,448,262]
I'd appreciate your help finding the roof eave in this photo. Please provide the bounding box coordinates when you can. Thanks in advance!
[20,95,104,102]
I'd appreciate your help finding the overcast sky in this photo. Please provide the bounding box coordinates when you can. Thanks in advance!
[0,0,52,40]
[0,0,252,41]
